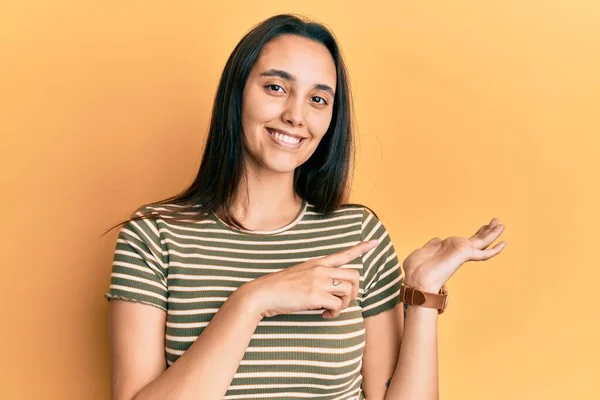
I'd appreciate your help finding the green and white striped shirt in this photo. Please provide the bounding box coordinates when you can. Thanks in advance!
[105,201,404,400]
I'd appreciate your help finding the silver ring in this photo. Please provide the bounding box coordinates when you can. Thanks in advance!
[332,278,341,286]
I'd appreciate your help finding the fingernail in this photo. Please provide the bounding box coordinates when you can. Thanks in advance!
[368,239,378,245]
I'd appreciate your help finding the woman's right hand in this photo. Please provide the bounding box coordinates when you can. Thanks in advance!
[241,240,379,319]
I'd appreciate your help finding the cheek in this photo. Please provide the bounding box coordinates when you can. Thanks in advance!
[308,111,334,140]
[242,88,282,128]
[303,113,334,155]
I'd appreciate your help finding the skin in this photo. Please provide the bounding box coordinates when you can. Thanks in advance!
[241,34,336,175]
[231,34,337,229]
[109,33,507,400]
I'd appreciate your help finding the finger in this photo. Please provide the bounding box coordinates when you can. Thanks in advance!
[470,219,500,240]
[319,294,343,318]
[329,267,360,284]
[324,279,353,297]
[338,293,353,312]
[323,294,350,319]
[470,225,487,240]
[328,269,360,299]
[471,223,504,249]
[321,240,378,268]
[326,277,357,317]
[471,241,507,261]
[325,304,343,319]
[311,265,359,283]
[327,294,351,319]
[481,219,500,237]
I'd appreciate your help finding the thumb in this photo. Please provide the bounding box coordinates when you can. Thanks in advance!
[424,237,442,247]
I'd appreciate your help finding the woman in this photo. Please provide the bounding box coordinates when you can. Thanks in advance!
[104,14,506,400]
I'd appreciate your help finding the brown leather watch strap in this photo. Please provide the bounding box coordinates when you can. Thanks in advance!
[400,284,449,314]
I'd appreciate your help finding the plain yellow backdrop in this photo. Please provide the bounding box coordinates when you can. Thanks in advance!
[1,1,598,399]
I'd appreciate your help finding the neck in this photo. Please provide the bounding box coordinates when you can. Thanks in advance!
[229,162,303,231]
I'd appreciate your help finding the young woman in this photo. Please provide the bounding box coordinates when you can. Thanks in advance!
[104,14,507,400]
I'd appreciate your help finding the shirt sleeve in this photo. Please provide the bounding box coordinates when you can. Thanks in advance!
[359,207,405,318]
[104,207,169,312]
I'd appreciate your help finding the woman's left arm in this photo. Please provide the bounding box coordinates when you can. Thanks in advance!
[362,301,440,400]
[361,302,405,400]
[362,218,507,400]
[363,296,439,400]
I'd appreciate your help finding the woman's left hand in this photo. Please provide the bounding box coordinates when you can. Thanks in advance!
[402,218,507,292]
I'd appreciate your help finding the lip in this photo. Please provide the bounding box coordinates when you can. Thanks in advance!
[265,127,305,149]
[266,127,306,140]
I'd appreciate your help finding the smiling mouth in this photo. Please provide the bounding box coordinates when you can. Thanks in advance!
[266,128,305,148]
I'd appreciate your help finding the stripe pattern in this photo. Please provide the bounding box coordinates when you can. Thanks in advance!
[104,202,404,399]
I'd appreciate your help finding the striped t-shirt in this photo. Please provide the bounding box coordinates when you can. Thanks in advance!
[104,201,404,400]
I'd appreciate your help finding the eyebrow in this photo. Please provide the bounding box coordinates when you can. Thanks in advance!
[259,69,335,97]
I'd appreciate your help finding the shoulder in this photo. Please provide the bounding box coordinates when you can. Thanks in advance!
[132,202,200,218]
[117,205,162,244]
[118,203,180,245]
[126,202,208,227]
[336,202,383,226]
[336,203,395,245]
[337,202,380,218]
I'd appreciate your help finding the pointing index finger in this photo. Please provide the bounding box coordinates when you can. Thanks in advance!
[322,240,379,268]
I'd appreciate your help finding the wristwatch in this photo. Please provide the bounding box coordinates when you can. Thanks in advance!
[400,283,449,314]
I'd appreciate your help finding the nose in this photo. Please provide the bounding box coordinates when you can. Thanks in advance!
[281,95,304,127]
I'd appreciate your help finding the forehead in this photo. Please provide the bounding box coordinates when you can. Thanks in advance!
[253,35,337,88]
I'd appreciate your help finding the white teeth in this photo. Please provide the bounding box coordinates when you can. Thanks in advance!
[269,129,301,145]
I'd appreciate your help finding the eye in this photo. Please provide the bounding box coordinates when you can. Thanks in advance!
[266,84,284,93]
[311,96,328,105]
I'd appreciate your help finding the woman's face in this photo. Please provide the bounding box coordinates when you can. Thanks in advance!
[241,34,337,174]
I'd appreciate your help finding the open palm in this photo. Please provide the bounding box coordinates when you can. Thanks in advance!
[402,218,507,292]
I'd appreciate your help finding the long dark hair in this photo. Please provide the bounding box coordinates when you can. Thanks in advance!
[105,13,360,234]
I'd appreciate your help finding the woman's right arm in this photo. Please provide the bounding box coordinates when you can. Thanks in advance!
[110,240,377,400]
[110,284,262,400]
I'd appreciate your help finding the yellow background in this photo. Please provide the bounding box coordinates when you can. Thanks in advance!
[2,1,598,399]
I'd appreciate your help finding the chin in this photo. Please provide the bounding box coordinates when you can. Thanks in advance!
[245,144,312,174]
[262,159,300,173]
